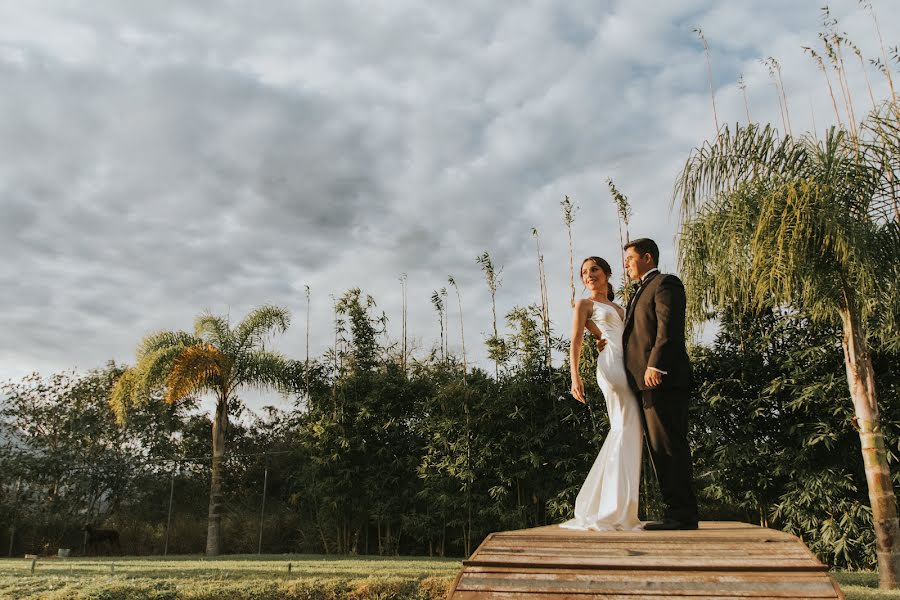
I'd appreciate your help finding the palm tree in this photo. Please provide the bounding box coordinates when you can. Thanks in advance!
[109,305,296,556]
[675,121,900,587]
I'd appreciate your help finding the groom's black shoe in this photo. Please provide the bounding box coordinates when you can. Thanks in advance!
[643,518,698,531]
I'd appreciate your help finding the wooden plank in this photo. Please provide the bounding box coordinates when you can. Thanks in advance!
[456,571,837,597]
[464,556,825,571]
[470,549,815,563]
[463,566,826,578]
[454,593,834,599]
[477,543,813,556]
[446,522,843,600]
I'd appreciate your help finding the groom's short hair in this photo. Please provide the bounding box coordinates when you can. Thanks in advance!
[624,238,659,266]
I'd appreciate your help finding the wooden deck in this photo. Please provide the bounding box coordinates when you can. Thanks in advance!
[446,522,844,599]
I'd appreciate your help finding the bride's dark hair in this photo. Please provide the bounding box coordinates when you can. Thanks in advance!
[581,256,615,301]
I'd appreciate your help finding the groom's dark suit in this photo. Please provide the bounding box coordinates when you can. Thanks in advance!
[623,269,698,525]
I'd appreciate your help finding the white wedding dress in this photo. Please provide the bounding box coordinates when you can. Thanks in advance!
[560,301,643,531]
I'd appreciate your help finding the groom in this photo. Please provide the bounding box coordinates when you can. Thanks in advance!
[621,238,698,530]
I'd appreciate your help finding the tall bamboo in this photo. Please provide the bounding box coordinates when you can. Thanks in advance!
[850,41,878,110]
[764,58,791,137]
[738,74,752,123]
[861,0,896,104]
[804,47,844,126]
[820,10,858,138]
[824,10,858,126]
[607,178,632,301]
[560,196,577,308]
[694,28,720,137]
[441,288,449,360]
[330,294,340,375]
[399,273,408,372]
[448,276,468,383]
[773,58,793,136]
[476,252,501,377]
[431,289,446,363]
[531,229,552,369]
[305,285,311,395]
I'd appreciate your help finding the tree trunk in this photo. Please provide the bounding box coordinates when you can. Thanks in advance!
[205,396,228,556]
[840,307,900,588]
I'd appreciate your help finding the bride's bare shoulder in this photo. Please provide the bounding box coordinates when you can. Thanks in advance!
[574,298,594,312]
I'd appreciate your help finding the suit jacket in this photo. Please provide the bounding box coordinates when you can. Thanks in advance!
[622,270,692,391]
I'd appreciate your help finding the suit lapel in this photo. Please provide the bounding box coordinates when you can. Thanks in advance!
[625,271,660,327]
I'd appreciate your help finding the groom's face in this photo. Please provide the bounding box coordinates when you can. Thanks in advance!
[624,247,654,281]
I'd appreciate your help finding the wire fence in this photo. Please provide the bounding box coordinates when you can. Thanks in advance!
[4,449,316,559]
[5,441,665,560]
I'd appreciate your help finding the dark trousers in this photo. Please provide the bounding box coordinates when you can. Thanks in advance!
[640,386,698,524]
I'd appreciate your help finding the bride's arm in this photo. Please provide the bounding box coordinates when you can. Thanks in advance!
[570,299,592,403]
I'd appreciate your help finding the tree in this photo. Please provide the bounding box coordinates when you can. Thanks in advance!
[676,121,900,587]
[0,363,188,555]
[689,306,884,569]
[109,305,296,556]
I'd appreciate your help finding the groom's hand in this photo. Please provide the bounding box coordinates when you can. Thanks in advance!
[644,368,663,388]
[595,337,607,353]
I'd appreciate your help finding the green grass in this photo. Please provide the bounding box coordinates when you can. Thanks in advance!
[0,554,461,599]
[2,556,900,599]
[834,571,900,599]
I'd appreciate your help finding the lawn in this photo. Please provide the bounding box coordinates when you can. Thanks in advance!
[835,571,900,600]
[0,555,896,599]
[0,554,461,599]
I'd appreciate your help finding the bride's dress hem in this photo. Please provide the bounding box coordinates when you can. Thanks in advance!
[559,519,644,532]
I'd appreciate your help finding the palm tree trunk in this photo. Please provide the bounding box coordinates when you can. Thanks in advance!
[205,396,228,556]
[840,307,900,588]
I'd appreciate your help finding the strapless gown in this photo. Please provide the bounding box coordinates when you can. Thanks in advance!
[560,301,643,531]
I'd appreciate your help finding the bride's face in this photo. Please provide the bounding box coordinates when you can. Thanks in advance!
[581,260,608,293]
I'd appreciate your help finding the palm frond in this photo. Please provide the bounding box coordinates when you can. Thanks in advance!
[108,367,139,424]
[134,344,191,396]
[234,305,290,351]
[138,331,198,358]
[195,314,232,348]
[861,102,900,220]
[675,123,805,221]
[165,344,230,404]
[677,116,900,335]
[232,350,296,396]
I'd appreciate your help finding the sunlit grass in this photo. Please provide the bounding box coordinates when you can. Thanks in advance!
[834,571,900,599]
[3,557,900,599]
[0,554,460,599]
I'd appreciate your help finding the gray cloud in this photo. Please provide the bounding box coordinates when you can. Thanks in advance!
[1,0,897,408]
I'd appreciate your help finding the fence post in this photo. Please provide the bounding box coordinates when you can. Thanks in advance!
[257,454,268,555]
[164,465,176,556]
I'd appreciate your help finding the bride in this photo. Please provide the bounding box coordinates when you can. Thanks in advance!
[560,256,643,531]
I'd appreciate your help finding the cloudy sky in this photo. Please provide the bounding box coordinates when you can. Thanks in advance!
[2,0,897,409]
